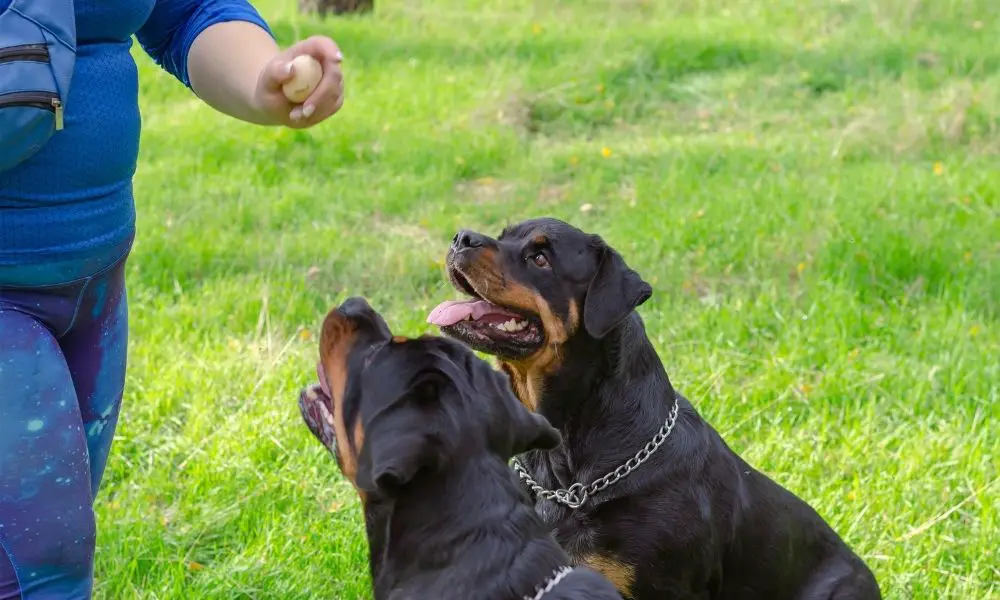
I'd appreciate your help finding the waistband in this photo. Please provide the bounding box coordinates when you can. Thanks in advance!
[0,231,134,288]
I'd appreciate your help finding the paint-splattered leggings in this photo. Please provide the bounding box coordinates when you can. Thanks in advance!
[0,251,129,600]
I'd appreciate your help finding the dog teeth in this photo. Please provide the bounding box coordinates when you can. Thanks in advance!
[494,319,529,332]
[318,402,335,426]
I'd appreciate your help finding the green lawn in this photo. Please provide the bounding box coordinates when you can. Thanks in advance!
[96,0,997,597]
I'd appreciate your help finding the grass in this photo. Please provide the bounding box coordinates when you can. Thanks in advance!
[95,0,997,597]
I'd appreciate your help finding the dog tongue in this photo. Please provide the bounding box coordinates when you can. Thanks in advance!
[427,299,518,326]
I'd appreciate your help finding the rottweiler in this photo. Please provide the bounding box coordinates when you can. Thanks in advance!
[298,296,625,600]
[426,218,882,599]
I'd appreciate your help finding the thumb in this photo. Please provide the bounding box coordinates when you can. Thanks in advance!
[262,59,295,90]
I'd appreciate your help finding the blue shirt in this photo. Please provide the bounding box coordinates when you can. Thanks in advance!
[0,0,271,286]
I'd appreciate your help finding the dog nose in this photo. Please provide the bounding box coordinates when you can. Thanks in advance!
[452,230,488,250]
[338,296,373,319]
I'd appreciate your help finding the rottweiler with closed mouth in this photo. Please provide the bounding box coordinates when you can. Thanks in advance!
[298,296,625,600]
[426,218,882,599]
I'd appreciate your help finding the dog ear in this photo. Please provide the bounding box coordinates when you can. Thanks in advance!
[510,408,562,456]
[355,428,442,495]
[354,378,448,495]
[481,367,562,457]
[583,238,652,339]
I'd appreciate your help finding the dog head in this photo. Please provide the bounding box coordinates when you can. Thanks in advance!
[299,296,561,500]
[426,218,652,410]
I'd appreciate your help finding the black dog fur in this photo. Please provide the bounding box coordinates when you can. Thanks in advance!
[299,296,624,600]
[430,218,882,599]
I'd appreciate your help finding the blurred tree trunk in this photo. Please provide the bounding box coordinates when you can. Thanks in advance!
[298,0,373,17]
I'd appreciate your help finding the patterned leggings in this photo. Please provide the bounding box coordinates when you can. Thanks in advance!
[0,251,129,600]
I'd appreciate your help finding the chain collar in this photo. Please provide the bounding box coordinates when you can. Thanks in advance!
[524,566,574,600]
[512,393,680,509]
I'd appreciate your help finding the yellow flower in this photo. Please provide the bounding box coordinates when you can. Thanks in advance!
[969,325,981,337]
[299,329,312,341]
[797,262,807,274]
[531,23,542,34]
[601,147,612,158]
[933,161,944,175]
[596,83,605,93]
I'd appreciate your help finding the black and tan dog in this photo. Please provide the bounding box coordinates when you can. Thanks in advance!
[298,296,625,600]
[426,218,882,599]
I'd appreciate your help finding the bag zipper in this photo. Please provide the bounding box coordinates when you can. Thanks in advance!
[0,44,50,65]
[0,91,64,130]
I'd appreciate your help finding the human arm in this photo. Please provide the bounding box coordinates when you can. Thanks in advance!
[136,0,344,128]
[189,25,344,127]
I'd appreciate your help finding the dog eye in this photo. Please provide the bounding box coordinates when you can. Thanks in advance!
[530,253,550,268]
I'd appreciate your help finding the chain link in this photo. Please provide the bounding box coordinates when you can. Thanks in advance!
[512,393,680,510]
[523,566,574,600]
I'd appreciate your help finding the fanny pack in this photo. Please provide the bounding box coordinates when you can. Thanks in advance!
[0,0,76,173]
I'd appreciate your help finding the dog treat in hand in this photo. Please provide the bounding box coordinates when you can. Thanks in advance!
[282,54,323,104]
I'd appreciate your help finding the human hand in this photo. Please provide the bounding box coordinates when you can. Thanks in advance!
[253,35,345,128]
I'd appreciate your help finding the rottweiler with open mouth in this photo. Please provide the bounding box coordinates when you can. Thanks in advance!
[298,296,625,600]
[427,218,881,600]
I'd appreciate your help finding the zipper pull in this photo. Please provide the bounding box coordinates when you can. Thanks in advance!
[52,98,64,131]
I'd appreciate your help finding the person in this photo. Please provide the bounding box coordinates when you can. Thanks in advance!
[0,0,345,597]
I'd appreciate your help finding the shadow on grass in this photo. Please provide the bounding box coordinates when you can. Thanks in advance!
[268,19,587,70]
[271,16,1000,144]
[520,37,1000,136]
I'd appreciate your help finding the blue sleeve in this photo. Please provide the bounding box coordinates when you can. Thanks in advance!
[135,0,274,88]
